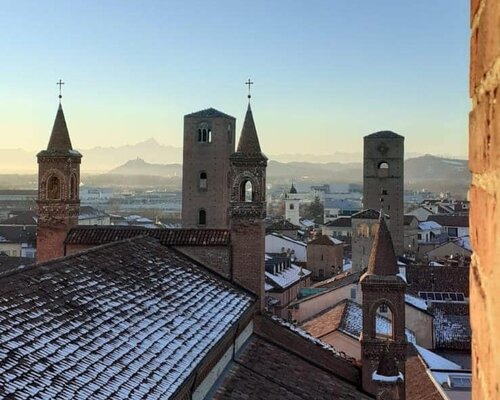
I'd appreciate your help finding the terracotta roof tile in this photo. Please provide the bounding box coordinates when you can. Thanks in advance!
[65,226,230,246]
[213,336,373,399]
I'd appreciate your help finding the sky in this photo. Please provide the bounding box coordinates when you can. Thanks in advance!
[0,1,470,158]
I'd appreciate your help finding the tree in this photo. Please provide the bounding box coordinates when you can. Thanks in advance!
[303,196,324,224]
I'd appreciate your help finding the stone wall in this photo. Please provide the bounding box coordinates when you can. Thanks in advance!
[469,1,500,398]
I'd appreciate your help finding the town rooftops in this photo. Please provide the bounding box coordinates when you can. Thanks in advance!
[404,215,418,226]
[0,211,37,226]
[65,226,230,246]
[0,236,254,399]
[364,130,404,139]
[301,299,416,344]
[0,225,36,244]
[185,107,234,119]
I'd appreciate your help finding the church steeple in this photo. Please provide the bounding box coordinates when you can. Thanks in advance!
[360,210,407,399]
[367,212,398,276]
[235,104,266,158]
[46,104,73,152]
[36,89,82,263]
[229,84,268,311]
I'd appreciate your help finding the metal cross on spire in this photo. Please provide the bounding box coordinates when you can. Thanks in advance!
[245,78,254,101]
[57,79,65,101]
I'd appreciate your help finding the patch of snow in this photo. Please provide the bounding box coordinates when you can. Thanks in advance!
[397,273,407,284]
[415,345,461,370]
[265,263,311,289]
[372,371,404,382]
[405,294,427,311]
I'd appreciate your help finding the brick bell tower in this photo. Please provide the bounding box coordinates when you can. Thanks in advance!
[229,94,267,311]
[361,212,406,399]
[36,92,81,263]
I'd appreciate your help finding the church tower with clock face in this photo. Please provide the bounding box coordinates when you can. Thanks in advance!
[363,131,404,256]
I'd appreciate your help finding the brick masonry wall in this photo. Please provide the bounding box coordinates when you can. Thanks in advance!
[469,1,500,398]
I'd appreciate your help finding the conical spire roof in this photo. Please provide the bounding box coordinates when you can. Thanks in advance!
[236,104,265,157]
[47,103,73,151]
[290,183,297,194]
[367,212,399,276]
[375,345,400,378]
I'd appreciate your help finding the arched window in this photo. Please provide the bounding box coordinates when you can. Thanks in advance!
[198,209,206,226]
[70,174,77,199]
[240,180,253,202]
[197,129,202,142]
[47,176,61,200]
[207,129,211,142]
[202,129,207,142]
[375,303,394,340]
[199,172,207,190]
[290,203,295,210]
[378,161,389,178]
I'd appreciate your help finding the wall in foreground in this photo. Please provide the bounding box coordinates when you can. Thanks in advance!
[469,1,500,398]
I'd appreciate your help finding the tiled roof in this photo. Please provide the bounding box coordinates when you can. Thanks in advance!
[185,107,234,119]
[0,225,36,244]
[404,215,418,226]
[308,234,342,246]
[213,335,372,400]
[352,209,385,220]
[0,236,254,399]
[405,345,445,400]
[324,217,352,227]
[0,255,33,274]
[65,226,230,246]
[405,265,469,296]
[0,211,37,225]
[301,300,416,344]
[365,130,404,139]
[427,215,469,228]
[266,219,300,231]
[433,311,471,350]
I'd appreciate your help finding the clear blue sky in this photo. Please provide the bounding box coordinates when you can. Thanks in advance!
[0,1,469,157]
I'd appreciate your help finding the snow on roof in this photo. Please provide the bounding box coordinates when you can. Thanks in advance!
[265,263,311,290]
[405,294,428,311]
[429,261,445,267]
[0,237,254,399]
[455,236,472,251]
[415,345,462,370]
[372,371,404,382]
[299,219,315,228]
[267,233,307,247]
[419,221,442,231]
[340,301,416,344]
[270,316,355,362]
[342,260,352,272]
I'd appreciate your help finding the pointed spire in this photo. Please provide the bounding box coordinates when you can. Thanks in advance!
[47,103,73,152]
[375,345,400,378]
[236,104,265,157]
[290,183,297,194]
[367,211,399,276]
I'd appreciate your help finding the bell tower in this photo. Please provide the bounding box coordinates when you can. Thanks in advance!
[361,212,406,399]
[229,97,267,311]
[36,92,81,263]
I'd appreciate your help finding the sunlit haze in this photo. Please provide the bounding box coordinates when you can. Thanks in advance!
[1,1,469,164]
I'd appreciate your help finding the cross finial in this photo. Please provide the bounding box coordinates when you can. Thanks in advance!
[57,79,65,101]
[245,78,254,101]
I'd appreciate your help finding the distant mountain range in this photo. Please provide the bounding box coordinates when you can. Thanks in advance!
[0,138,466,173]
[99,154,470,193]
